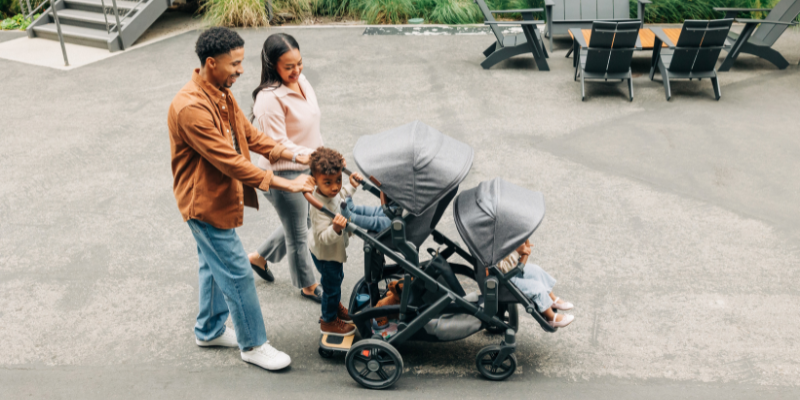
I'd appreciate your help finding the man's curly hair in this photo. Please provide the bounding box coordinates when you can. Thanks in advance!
[309,147,344,176]
[195,27,245,66]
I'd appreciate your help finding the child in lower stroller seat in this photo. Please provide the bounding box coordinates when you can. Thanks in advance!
[498,239,575,328]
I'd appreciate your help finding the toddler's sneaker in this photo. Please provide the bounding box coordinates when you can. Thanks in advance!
[337,302,353,324]
[548,314,575,328]
[196,328,238,347]
[320,317,356,337]
[241,342,291,371]
[551,297,574,311]
[339,201,353,222]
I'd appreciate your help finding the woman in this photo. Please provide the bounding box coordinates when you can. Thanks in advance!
[248,33,323,302]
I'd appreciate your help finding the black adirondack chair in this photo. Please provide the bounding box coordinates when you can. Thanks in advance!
[649,19,734,101]
[573,21,640,101]
[715,0,800,71]
[475,0,550,70]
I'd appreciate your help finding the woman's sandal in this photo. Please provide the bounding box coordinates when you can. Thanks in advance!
[248,253,274,282]
[551,297,574,311]
[301,286,323,303]
[548,313,575,328]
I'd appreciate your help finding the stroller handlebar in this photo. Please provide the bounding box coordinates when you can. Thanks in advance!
[302,191,357,234]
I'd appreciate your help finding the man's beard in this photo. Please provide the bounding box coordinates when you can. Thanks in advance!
[223,73,240,88]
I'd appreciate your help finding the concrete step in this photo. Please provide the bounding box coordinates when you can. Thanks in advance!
[32,23,113,49]
[54,9,128,30]
[64,0,141,14]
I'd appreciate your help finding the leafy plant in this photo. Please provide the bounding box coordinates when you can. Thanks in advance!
[354,0,416,23]
[200,0,270,27]
[0,12,38,30]
[428,0,483,24]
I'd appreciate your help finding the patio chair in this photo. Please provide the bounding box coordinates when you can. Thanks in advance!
[649,19,734,101]
[573,21,641,101]
[475,0,550,70]
[714,0,800,71]
[545,0,652,53]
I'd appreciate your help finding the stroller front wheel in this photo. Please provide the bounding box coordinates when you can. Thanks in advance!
[345,339,403,390]
[476,345,517,381]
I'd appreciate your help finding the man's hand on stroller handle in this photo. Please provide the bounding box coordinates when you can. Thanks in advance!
[271,175,315,193]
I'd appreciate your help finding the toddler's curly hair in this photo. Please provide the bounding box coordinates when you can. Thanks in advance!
[309,147,344,176]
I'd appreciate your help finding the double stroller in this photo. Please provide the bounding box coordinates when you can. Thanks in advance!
[304,121,558,389]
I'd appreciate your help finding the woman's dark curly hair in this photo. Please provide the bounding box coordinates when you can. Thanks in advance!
[309,147,344,176]
[195,27,245,66]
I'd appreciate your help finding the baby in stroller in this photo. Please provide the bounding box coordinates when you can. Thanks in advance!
[497,239,575,328]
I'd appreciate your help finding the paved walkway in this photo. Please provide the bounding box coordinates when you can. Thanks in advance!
[1,26,799,398]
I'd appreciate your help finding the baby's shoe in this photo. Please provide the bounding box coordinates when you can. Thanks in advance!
[551,297,574,311]
[548,314,575,328]
[339,201,353,221]
[373,317,389,330]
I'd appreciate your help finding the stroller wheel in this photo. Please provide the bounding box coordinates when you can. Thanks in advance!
[485,304,519,334]
[318,347,335,358]
[345,339,403,390]
[475,345,517,381]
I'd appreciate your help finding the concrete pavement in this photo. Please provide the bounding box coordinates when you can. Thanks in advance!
[1,26,799,398]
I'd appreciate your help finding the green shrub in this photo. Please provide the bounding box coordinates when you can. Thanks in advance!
[428,0,483,24]
[200,0,270,27]
[315,0,354,16]
[638,0,781,23]
[1,12,38,30]
[354,0,416,23]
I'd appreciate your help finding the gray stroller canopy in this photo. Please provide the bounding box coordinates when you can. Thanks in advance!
[353,121,474,216]
[454,178,545,268]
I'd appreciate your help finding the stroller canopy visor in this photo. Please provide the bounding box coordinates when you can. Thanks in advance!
[454,178,545,268]
[353,121,474,216]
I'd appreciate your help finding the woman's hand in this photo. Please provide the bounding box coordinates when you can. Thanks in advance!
[332,214,347,234]
[295,154,310,165]
[349,172,363,188]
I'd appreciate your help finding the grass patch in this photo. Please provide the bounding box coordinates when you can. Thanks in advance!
[201,0,271,27]
[354,0,416,24]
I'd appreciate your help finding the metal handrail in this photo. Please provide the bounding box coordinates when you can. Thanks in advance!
[99,0,111,34]
[109,0,124,50]
[29,0,70,66]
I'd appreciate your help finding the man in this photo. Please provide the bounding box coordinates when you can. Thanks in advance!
[168,27,314,371]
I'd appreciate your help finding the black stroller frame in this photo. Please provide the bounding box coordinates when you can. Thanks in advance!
[305,169,556,389]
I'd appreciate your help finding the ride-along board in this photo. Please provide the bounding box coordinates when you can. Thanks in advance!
[318,334,355,358]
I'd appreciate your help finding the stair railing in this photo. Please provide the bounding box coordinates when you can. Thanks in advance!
[99,0,111,34]
[27,0,70,66]
[108,0,125,50]
[108,0,149,51]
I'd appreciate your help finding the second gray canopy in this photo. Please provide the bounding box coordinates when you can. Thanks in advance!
[454,178,545,268]
[353,121,474,216]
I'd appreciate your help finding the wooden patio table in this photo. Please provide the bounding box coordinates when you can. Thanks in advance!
[569,27,681,66]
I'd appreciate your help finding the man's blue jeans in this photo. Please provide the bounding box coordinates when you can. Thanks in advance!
[310,253,343,322]
[188,219,268,350]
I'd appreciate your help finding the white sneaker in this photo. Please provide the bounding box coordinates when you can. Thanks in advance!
[464,291,480,303]
[196,328,238,348]
[551,297,574,311]
[548,314,575,328]
[241,342,291,371]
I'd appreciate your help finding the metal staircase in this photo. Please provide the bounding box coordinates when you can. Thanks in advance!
[26,0,173,52]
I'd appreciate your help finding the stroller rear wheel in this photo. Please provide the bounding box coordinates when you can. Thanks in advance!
[345,339,403,390]
[475,345,517,381]
[485,304,519,334]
